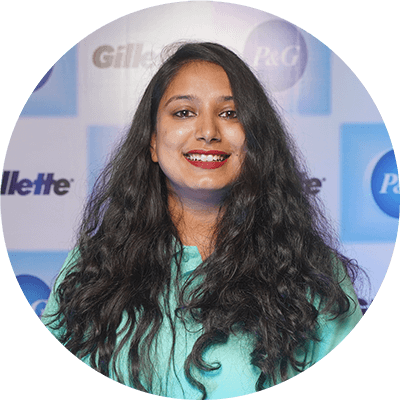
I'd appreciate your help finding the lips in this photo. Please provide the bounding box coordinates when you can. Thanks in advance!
[184,150,230,169]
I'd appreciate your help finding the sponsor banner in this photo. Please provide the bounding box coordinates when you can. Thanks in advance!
[2,2,393,321]
[340,123,399,242]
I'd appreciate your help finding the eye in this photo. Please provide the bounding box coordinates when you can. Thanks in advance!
[174,109,196,118]
[220,110,237,119]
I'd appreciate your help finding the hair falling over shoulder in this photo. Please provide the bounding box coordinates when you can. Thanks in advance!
[46,42,361,398]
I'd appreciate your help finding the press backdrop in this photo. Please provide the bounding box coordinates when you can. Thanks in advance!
[1,1,398,398]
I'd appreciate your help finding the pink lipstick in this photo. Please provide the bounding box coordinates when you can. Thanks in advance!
[184,150,229,169]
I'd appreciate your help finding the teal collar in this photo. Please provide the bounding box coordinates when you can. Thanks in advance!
[177,245,203,275]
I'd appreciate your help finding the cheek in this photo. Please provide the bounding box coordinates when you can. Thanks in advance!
[230,142,247,174]
[229,133,247,159]
[156,128,191,157]
[224,125,246,146]
[154,133,182,174]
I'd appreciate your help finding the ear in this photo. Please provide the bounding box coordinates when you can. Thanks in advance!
[150,133,158,163]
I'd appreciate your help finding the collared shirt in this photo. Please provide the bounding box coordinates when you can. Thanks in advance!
[42,246,363,399]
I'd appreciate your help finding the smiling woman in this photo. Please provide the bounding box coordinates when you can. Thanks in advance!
[42,42,362,399]
[151,61,247,258]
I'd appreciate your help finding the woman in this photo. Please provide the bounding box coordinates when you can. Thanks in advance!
[42,42,362,399]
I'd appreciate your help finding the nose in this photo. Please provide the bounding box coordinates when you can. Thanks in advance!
[195,113,221,143]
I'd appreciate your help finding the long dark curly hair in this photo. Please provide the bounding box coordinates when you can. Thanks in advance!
[46,42,359,398]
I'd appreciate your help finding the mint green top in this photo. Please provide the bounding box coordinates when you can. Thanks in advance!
[42,246,362,399]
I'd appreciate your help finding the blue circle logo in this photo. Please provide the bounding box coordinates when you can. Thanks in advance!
[33,67,53,92]
[17,274,51,317]
[371,150,399,218]
[244,20,308,92]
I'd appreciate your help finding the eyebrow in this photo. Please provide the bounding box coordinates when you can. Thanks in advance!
[164,95,234,107]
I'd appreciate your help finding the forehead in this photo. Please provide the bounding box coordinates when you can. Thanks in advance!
[162,61,233,99]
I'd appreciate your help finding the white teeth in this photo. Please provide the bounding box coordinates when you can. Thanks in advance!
[185,153,228,162]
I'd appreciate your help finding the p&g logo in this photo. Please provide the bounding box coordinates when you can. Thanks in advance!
[33,67,54,92]
[244,20,308,92]
[16,275,50,318]
[371,150,399,218]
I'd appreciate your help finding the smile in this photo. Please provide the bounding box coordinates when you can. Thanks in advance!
[184,150,230,169]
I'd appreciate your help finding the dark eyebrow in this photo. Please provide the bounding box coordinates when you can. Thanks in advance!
[163,95,235,107]
[218,96,234,102]
[164,95,197,107]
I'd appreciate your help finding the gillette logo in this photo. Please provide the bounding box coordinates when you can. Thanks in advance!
[1,171,72,196]
[93,43,158,69]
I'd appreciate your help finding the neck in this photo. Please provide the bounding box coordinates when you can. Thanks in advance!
[168,186,226,260]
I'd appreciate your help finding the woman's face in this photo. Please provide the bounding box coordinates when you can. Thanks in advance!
[151,61,246,199]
